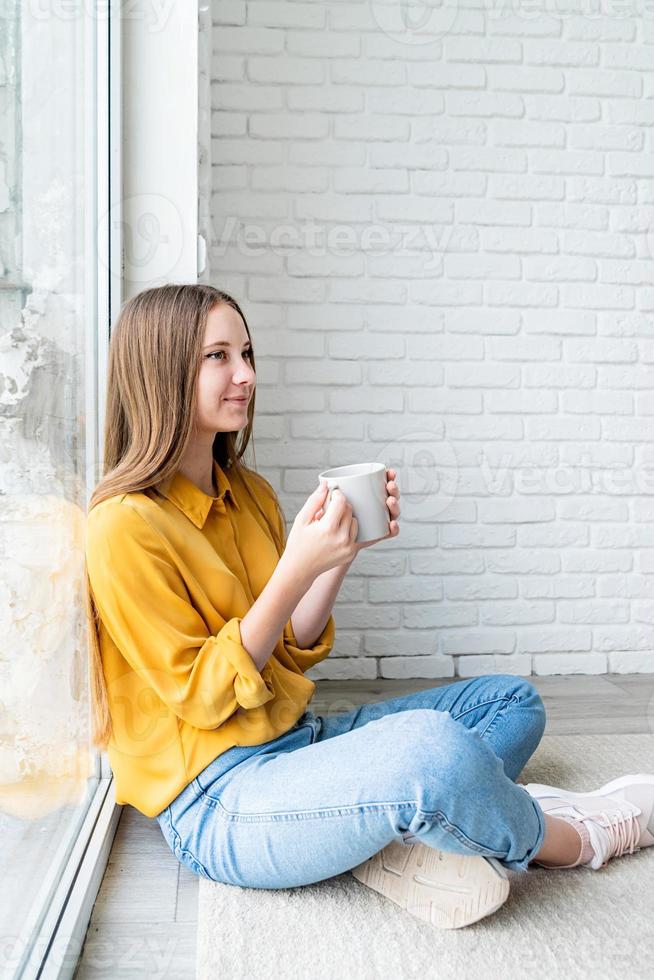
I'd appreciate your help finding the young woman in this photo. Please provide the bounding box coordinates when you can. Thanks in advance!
[85,283,654,931]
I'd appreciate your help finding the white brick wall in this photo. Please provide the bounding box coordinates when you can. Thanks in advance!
[208,2,654,681]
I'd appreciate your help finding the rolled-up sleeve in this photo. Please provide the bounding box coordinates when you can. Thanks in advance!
[85,501,275,731]
[282,613,335,673]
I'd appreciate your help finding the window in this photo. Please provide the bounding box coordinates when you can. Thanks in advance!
[0,5,115,976]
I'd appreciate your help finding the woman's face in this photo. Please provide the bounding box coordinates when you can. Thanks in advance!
[195,302,256,434]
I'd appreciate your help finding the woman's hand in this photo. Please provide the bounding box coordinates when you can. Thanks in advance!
[285,483,360,581]
[314,467,401,554]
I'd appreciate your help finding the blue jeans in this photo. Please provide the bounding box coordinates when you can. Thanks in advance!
[155,673,548,887]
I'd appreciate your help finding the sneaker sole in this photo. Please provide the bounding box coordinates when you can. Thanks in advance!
[349,840,510,930]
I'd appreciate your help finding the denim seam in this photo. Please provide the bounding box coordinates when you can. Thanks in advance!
[479,695,519,740]
[201,795,420,820]
[166,806,213,880]
[177,844,212,880]
[198,794,509,859]
[451,694,514,725]
[163,806,182,853]
[163,798,214,879]
[433,810,507,857]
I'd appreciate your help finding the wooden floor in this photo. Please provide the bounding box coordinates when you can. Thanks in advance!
[73,673,654,979]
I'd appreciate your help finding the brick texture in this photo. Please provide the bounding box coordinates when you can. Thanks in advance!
[208,3,654,681]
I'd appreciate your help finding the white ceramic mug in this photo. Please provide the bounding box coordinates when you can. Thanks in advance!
[318,462,390,544]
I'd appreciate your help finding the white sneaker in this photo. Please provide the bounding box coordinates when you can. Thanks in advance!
[523,774,654,870]
[350,839,510,929]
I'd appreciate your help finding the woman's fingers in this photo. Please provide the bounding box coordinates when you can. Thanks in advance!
[386,468,400,501]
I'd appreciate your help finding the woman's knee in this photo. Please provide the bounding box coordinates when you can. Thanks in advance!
[512,675,546,729]
[493,673,547,743]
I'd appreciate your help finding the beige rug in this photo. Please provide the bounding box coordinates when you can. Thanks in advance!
[196,734,654,980]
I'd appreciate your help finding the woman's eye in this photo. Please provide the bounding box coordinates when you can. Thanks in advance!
[208,349,253,360]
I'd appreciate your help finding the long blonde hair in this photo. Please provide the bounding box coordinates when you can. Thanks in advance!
[85,283,286,749]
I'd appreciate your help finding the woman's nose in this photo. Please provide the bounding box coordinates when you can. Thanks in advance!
[233,361,255,382]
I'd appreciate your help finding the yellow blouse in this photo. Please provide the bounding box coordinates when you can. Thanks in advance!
[85,460,335,818]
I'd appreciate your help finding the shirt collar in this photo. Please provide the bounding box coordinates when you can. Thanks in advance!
[158,460,240,529]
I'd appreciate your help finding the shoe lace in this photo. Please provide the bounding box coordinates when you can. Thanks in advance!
[585,807,641,867]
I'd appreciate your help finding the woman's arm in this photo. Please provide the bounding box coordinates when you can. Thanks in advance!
[239,552,314,671]
[290,559,353,650]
